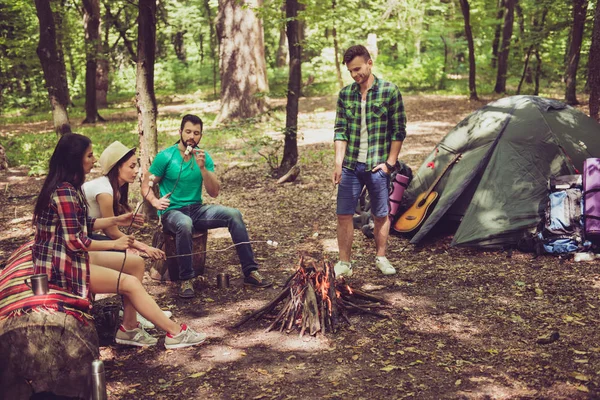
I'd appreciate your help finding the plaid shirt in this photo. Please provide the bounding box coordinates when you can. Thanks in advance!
[334,75,407,170]
[32,183,96,300]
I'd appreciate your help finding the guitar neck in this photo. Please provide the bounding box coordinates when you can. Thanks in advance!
[422,153,461,198]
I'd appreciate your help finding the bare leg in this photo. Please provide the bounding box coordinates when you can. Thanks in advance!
[373,215,390,257]
[89,251,145,330]
[337,214,354,262]
[89,264,181,335]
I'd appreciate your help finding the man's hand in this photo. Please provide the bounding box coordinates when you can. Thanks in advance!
[152,193,171,210]
[372,163,391,175]
[332,165,343,185]
[193,149,206,169]
[113,235,134,250]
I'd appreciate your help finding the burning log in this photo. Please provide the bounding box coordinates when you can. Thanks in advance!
[233,258,390,336]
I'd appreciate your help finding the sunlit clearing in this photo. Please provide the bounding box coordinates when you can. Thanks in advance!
[320,238,338,253]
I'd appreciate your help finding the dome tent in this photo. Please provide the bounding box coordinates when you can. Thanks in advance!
[399,95,600,248]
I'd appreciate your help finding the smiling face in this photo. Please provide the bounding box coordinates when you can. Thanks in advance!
[117,153,139,186]
[346,55,373,86]
[180,121,203,149]
[82,145,96,175]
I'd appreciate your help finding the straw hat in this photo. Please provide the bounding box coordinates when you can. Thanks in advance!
[99,141,136,175]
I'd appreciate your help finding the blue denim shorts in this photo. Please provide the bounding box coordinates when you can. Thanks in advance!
[336,163,390,217]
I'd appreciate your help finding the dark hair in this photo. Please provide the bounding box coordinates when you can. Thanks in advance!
[180,114,203,132]
[33,133,92,223]
[106,149,135,215]
[343,45,371,65]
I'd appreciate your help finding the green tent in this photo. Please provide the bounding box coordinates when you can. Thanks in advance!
[402,95,600,248]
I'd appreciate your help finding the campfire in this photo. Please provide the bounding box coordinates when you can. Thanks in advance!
[234,258,391,336]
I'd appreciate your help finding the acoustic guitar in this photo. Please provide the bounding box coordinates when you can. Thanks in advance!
[393,152,462,233]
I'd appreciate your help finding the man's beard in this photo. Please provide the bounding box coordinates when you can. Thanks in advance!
[180,135,197,148]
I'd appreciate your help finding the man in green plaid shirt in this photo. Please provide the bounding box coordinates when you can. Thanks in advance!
[332,45,406,278]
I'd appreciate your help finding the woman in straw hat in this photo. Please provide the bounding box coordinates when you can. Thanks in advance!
[34,133,206,349]
[84,140,169,330]
[83,141,165,260]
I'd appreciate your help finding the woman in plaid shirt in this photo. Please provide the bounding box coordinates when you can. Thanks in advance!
[32,134,206,349]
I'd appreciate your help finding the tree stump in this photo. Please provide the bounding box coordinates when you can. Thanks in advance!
[0,312,99,399]
[149,229,207,281]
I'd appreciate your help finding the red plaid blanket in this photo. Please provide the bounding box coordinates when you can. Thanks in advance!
[0,240,92,323]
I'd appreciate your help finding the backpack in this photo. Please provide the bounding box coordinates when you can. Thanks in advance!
[354,161,413,238]
[537,176,589,254]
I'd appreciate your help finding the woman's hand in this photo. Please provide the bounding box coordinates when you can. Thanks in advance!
[144,245,166,260]
[114,213,135,227]
[113,235,134,250]
[131,213,145,228]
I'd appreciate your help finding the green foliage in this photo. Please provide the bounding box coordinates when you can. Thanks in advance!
[213,118,284,172]
[0,0,597,117]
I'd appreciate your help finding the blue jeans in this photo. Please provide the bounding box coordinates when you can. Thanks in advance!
[161,204,258,280]
[337,163,390,217]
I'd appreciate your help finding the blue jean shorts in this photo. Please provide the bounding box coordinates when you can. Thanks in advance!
[337,163,390,217]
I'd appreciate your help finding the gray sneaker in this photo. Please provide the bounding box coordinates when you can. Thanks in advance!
[115,324,158,347]
[179,279,195,298]
[164,324,207,349]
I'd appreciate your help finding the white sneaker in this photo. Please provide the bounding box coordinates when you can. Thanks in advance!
[375,257,396,275]
[119,309,173,330]
[334,261,353,277]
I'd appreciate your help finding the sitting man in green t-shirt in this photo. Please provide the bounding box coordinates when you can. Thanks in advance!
[141,114,272,298]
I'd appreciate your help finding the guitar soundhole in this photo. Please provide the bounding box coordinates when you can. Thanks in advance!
[406,216,417,220]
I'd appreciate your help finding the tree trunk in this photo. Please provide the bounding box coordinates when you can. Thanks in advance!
[494,0,515,94]
[96,57,109,109]
[491,0,505,69]
[34,0,71,135]
[534,49,542,95]
[96,8,110,109]
[203,0,218,96]
[0,143,8,170]
[82,0,103,123]
[276,25,288,68]
[215,0,269,123]
[459,0,478,100]
[589,0,600,121]
[440,35,448,90]
[136,0,158,218]
[517,7,548,94]
[332,0,343,89]
[565,0,588,105]
[280,0,301,175]
[172,30,187,62]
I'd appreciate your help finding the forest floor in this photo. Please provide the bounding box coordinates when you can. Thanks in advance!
[1,94,599,399]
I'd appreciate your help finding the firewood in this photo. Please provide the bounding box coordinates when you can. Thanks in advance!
[232,286,290,328]
[233,258,391,335]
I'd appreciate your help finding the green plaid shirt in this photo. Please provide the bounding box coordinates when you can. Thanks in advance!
[334,75,406,170]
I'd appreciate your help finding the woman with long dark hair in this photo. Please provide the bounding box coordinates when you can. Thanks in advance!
[32,133,206,349]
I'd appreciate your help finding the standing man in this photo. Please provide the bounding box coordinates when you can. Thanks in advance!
[142,114,272,298]
[332,45,406,278]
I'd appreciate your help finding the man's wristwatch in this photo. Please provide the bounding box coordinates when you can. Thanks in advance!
[384,161,395,172]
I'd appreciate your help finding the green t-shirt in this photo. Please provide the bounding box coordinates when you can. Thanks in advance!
[149,144,215,215]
